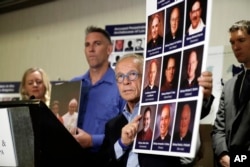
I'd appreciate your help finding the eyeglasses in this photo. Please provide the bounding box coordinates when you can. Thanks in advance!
[116,71,141,83]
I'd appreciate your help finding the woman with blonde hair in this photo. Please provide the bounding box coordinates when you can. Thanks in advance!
[19,67,51,106]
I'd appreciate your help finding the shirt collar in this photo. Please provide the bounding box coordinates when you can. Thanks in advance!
[122,102,139,122]
[82,67,116,85]
[188,19,205,34]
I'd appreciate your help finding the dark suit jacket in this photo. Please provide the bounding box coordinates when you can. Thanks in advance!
[173,130,192,143]
[147,36,163,49]
[165,29,182,43]
[143,85,158,92]
[135,46,144,51]
[180,77,199,89]
[160,81,177,92]
[100,113,131,167]
[125,47,134,51]
[212,71,250,163]
[154,133,171,143]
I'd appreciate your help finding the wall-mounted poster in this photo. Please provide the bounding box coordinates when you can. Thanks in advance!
[133,0,213,158]
[105,23,146,69]
[0,82,20,102]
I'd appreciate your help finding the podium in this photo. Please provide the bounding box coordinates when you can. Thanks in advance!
[0,100,85,167]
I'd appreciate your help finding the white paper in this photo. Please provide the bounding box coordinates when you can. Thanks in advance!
[0,108,17,166]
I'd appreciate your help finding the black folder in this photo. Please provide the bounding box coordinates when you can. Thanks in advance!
[0,100,85,167]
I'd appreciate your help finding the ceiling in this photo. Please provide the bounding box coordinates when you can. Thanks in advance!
[0,0,54,14]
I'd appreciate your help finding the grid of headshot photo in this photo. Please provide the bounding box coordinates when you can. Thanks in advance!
[106,23,146,69]
[134,0,212,158]
[109,37,145,69]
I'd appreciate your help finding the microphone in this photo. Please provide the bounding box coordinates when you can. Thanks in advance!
[30,95,36,100]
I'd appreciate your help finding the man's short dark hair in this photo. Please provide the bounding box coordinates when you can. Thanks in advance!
[85,26,112,43]
[189,0,202,11]
[144,107,152,115]
[229,20,250,35]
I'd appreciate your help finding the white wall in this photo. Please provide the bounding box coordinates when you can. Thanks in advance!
[0,0,146,81]
[0,0,250,81]
[210,0,250,47]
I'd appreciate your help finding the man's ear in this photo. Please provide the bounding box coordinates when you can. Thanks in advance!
[107,43,113,55]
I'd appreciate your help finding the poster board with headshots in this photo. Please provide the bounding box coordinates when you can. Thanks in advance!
[133,0,213,158]
[105,23,146,68]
